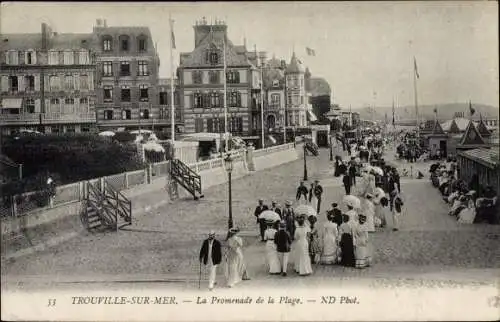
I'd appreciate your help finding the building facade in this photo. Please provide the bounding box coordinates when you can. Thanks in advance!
[177,18,262,137]
[285,52,309,128]
[92,20,164,132]
[0,23,97,135]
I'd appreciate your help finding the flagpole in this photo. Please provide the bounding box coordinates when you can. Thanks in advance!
[260,51,265,148]
[223,36,228,153]
[169,16,175,146]
[413,57,419,141]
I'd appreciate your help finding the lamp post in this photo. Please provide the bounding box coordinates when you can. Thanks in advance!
[302,135,308,181]
[326,114,337,162]
[223,153,234,229]
[139,111,144,134]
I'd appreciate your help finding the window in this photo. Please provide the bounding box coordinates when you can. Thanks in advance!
[137,36,147,52]
[120,61,130,76]
[102,61,113,76]
[208,51,219,65]
[300,96,304,105]
[139,85,148,101]
[65,98,75,105]
[63,50,74,65]
[8,76,18,92]
[271,93,280,105]
[195,118,204,132]
[141,109,150,119]
[80,75,89,90]
[102,36,112,51]
[159,92,168,105]
[51,126,61,134]
[210,92,220,107]
[193,92,202,108]
[79,50,89,65]
[104,110,113,120]
[50,98,59,105]
[202,93,210,108]
[66,125,76,133]
[6,50,19,65]
[121,86,131,102]
[226,70,240,84]
[80,97,88,105]
[230,117,243,133]
[25,76,35,91]
[25,51,34,65]
[48,51,59,65]
[103,86,113,101]
[228,91,241,107]
[138,61,148,76]
[64,75,74,90]
[81,125,90,132]
[26,99,35,113]
[209,71,219,84]
[122,109,132,120]
[119,35,130,51]
[272,80,280,87]
[192,71,203,84]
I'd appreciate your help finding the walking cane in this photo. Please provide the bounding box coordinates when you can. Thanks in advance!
[198,261,202,289]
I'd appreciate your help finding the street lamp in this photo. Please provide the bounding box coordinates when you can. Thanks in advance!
[139,110,144,134]
[223,153,234,230]
[302,135,308,181]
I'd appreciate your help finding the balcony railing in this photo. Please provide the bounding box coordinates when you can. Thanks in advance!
[0,112,96,125]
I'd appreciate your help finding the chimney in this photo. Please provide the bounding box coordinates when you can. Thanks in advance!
[103,19,107,27]
[41,23,52,50]
[258,51,267,66]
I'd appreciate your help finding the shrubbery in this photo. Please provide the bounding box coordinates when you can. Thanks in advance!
[1,134,145,196]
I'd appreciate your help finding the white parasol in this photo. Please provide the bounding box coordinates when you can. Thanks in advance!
[130,129,153,134]
[143,142,165,153]
[258,210,281,222]
[372,166,384,176]
[98,131,115,137]
[295,204,317,217]
[343,195,361,209]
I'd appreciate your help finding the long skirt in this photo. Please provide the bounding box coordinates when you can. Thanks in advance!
[355,245,372,268]
[320,236,338,264]
[310,196,318,213]
[265,241,282,274]
[293,239,313,275]
[225,250,248,287]
[339,233,355,267]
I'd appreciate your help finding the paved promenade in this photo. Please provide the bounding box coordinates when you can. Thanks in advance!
[2,145,499,291]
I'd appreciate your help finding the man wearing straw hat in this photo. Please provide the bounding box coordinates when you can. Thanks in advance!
[199,230,222,291]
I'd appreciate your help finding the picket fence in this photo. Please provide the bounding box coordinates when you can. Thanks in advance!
[1,143,295,217]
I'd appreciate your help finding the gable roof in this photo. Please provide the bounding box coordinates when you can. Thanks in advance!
[431,119,446,135]
[477,119,492,137]
[459,148,499,169]
[447,119,461,133]
[459,121,486,146]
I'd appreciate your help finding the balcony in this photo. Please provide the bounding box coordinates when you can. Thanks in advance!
[0,112,96,126]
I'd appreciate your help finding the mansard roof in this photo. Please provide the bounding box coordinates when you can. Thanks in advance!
[286,52,304,74]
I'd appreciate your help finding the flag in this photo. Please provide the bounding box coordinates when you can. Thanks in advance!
[306,47,316,56]
[392,99,395,125]
[414,57,419,79]
[469,100,475,116]
[170,19,176,49]
[433,107,438,120]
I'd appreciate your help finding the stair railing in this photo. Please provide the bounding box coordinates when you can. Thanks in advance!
[103,181,132,226]
[86,182,117,229]
[170,159,202,195]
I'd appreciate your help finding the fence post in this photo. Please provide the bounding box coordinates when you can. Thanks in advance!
[100,177,105,192]
[11,195,17,217]
[125,172,129,189]
[147,164,152,184]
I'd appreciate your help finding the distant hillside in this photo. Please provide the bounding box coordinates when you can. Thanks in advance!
[351,103,499,122]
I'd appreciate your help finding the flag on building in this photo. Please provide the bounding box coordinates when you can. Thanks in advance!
[306,47,316,56]
[414,57,420,79]
[170,19,176,49]
[469,100,475,116]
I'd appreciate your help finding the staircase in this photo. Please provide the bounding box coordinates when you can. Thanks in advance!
[170,159,204,200]
[304,142,319,156]
[81,180,132,232]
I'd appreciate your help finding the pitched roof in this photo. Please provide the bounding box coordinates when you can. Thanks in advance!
[49,33,94,50]
[1,34,42,50]
[263,67,284,88]
[477,119,492,137]
[431,119,445,135]
[286,52,304,74]
[309,77,331,97]
[448,119,461,133]
[459,148,499,169]
[1,32,94,51]
[459,121,486,146]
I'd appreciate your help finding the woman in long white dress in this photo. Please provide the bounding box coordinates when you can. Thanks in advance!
[225,228,250,288]
[362,194,376,232]
[264,221,281,274]
[309,183,318,211]
[293,215,313,276]
[457,199,476,224]
[354,214,372,269]
[320,213,339,264]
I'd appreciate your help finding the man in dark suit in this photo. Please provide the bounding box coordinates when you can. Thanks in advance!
[254,199,269,241]
[274,221,292,276]
[296,181,308,201]
[281,201,295,240]
[343,173,352,195]
[270,201,282,218]
[199,230,222,290]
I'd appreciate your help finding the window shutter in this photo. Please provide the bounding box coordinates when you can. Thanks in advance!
[45,99,50,113]
[74,73,80,90]
[34,99,41,113]
[88,73,94,90]
[32,51,37,65]
[219,92,224,107]
[18,76,24,93]
[24,52,29,65]
[34,75,40,91]
[1,76,8,93]
[5,51,10,65]
[44,75,50,91]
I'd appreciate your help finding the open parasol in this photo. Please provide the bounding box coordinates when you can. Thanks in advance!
[98,131,115,137]
[258,210,281,222]
[295,204,317,217]
[372,166,384,176]
[343,195,361,209]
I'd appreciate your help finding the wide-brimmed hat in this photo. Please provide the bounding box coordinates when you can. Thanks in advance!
[332,203,338,208]
[359,214,367,220]
[285,200,292,206]
[208,230,216,237]
[228,227,240,235]
[279,221,286,229]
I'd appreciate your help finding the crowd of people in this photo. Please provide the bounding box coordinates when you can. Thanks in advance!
[430,161,499,224]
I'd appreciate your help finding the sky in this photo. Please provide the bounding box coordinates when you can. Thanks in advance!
[1,1,498,109]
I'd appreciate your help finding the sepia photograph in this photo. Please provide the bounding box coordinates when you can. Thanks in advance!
[1,1,499,321]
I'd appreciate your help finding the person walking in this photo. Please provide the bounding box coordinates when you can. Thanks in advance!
[362,193,376,232]
[338,214,356,267]
[313,180,323,214]
[199,230,222,291]
[308,215,321,264]
[225,228,250,288]
[343,173,352,195]
[320,213,339,264]
[270,200,282,218]
[293,214,313,276]
[264,221,281,274]
[354,214,372,269]
[296,181,309,203]
[390,189,404,231]
[254,199,269,242]
[274,221,292,276]
[282,201,296,241]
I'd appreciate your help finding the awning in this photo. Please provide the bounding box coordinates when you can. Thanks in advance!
[307,110,318,122]
[1,98,22,109]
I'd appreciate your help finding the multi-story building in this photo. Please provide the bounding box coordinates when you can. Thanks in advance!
[0,23,97,135]
[157,78,182,132]
[92,19,165,132]
[177,18,261,137]
[284,52,312,128]
[262,55,286,132]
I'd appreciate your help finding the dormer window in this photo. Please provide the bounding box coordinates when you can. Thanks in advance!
[119,35,130,51]
[102,35,113,51]
[226,70,240,84]
[206,50,219,65]
[272,80,279,87]
[25,51,36,65]
[137,35,147,52]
